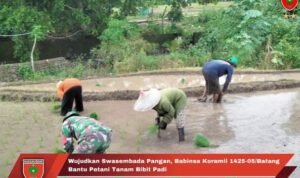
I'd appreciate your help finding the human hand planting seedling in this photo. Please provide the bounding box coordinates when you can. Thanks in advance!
[194,134,210,147]
[134,88,187,142]
[90,112,99,120]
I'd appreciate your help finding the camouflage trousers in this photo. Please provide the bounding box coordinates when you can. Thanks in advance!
[74,131,112,154]
[175,108,185,129]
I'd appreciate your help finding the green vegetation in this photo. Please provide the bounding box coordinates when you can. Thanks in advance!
[90,0,300,74]
[148,125,159,135]
[96,83,102,87]
[17,59,107,81]
[1,0,300,81]
[51,102,61,113]
[0,0,214,64]
[194,134,210,147]
[89,112,99,120]
[194,0,300,69]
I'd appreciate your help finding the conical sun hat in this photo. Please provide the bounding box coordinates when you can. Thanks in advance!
[134,89,161,112]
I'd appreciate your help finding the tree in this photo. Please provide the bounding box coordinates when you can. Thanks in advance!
[0,5,52,62]
[194,0,300,68]
[0,0,122,63]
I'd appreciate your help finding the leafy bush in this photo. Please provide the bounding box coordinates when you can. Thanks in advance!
[114,50,158,73]
[142,22,162,34]
[18,64,34,80]
[185,0,300,69]
[163,37,183,53]
[1,5,52,62]
[91,19,143,72]
[275,39,300,69]
[100,18,140,45]
[68,62,85,78]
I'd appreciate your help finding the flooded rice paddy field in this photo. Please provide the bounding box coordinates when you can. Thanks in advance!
[0,89,300,177]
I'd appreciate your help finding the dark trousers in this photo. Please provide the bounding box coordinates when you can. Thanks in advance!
[61,86,84,116]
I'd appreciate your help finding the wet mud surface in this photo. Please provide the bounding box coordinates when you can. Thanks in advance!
[1,89,300,177]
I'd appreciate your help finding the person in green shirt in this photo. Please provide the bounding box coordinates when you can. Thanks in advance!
[134,88,187,142]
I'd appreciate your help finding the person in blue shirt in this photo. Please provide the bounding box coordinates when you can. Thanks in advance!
[198,57,238,103]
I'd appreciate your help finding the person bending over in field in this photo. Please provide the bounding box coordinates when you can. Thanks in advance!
[61,111,112,154]
[56,78,84,116]
[198,57,238,103]
[134,88,187,142]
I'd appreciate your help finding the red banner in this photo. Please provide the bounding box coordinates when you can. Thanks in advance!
[9,154,296,178]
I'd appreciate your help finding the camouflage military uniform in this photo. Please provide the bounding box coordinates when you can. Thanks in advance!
[61,116,112,153]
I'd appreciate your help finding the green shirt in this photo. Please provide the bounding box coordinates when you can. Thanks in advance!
[153,88,187,124]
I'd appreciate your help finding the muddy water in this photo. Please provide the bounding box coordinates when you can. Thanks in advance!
[2,73,300,92]
[95,89,300,177]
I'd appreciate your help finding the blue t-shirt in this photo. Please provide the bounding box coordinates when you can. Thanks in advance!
[202,60,234,92]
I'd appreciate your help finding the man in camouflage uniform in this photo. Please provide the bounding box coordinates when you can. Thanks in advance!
[61,111,112,153]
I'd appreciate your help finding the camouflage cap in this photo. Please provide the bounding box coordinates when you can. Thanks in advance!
[63,111,79,122]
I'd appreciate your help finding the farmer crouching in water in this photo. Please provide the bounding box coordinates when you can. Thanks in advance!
[57,78,84,116]
[198,56,238,103]
[134,88,187,142]
[61,111,112,153]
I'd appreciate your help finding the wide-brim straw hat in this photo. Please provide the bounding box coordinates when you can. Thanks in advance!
[134,89,161,112]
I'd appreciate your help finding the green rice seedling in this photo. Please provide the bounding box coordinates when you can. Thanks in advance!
[89,112,99,120]
[148,125,159,136]
[194,134,210,147]
[51,102,61,113]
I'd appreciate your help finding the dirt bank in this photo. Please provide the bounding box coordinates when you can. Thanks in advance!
[2,68,300,88]
[1,80,300,102]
